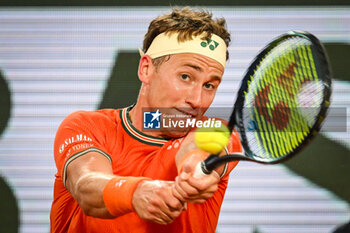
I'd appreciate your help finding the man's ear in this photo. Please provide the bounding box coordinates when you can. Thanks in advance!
[138,55,154,84]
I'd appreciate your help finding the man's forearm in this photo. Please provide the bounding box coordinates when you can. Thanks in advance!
[67,172,115,218]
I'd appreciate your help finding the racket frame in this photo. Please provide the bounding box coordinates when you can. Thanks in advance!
[202,31,332,173]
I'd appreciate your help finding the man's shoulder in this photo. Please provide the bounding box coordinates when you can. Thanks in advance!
[64,108,121,123]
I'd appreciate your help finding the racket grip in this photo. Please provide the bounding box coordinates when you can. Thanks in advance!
[193,161,211,178]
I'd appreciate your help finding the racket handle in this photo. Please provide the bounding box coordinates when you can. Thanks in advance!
[193,161,211,178]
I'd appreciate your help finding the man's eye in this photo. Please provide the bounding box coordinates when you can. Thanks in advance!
[180,74,190,80]
[204,83,215,90]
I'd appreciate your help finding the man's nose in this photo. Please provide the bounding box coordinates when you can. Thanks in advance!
[185,85,202,109]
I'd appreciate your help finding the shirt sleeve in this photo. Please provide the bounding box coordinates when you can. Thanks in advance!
[53,110,112,187]
[220,129,242,179]
[201,129,242,231]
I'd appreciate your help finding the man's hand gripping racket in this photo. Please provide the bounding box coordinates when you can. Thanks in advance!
[194,31,332,178]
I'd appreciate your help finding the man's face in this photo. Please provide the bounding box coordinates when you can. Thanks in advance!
[141,53,225,137]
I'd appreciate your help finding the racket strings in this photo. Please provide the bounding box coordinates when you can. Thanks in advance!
[243,37,325,160]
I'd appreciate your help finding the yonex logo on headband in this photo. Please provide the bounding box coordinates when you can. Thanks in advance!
[140,32,227,68]
[200,39,219,51]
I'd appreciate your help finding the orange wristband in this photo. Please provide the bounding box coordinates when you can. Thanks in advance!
[177,149,209,174]
[103,176,151,217]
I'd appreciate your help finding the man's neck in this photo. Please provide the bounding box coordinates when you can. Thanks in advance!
[128,102,162,138]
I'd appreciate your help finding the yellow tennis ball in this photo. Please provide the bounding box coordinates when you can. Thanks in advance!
[195,124,230,154]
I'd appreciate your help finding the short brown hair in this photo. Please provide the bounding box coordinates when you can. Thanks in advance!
[143,7,231,62]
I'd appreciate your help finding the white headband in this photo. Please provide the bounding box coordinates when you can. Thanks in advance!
[139,32,227,68]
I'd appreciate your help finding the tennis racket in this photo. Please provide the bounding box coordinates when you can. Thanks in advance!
[195,30,332,176]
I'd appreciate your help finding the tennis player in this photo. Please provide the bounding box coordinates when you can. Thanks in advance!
[50,7,242,233]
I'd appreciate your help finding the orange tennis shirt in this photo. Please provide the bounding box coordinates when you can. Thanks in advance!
[50,106,242,233]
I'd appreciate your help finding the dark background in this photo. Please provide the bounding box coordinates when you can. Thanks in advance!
[0,2,349,233]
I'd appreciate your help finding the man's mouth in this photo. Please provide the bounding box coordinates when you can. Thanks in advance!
[174,108,198,118]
